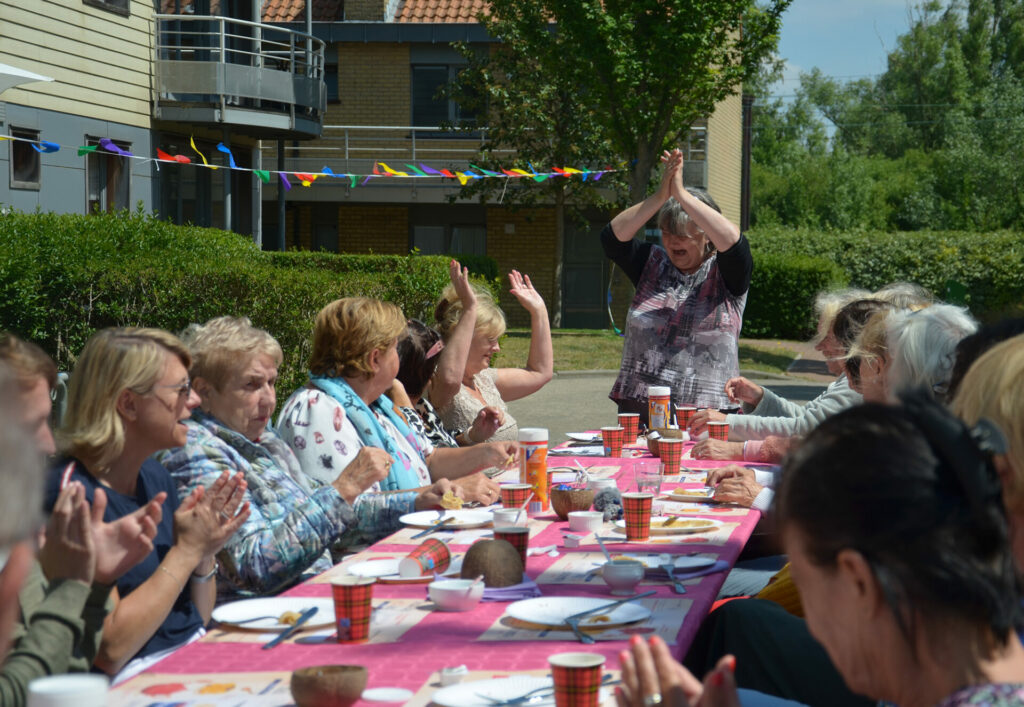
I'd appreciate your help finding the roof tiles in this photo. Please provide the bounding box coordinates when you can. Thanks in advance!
[395,0,487,23]
[159,0,484,23]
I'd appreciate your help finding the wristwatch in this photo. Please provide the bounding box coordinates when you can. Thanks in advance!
[191,560,219,583]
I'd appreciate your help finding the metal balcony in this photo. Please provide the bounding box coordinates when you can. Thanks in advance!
[153,14,325,139]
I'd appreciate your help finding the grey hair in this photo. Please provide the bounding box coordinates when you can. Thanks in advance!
[885,304,978,397]
[0,361,43,552]
[872,282,934,311]
[656,188,722,237]
[812,287,872,343]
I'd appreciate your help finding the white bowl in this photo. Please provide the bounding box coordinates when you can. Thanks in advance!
[601,559,645,596]
[567,511,604,533]
[492,508,528,527]
[428,579,484,611]
[587,478,618,493]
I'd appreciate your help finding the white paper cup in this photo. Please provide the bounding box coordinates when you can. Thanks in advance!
[28,675,108,707]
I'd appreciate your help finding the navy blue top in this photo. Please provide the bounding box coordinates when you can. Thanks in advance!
[45,457,204,662]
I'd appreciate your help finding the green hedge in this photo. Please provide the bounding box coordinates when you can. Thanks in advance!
[0,211,452,399]
[745,227,1024,335]
[744,253,848,339]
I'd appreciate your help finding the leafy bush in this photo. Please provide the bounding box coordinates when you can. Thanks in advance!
[748,227,1024,324]
[0,211,452,400]
[743,252,848,339]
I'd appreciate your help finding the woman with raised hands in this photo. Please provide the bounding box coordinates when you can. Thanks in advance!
[46,328,249,683]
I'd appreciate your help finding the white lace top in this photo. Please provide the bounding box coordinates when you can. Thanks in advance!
[435,368,518,442]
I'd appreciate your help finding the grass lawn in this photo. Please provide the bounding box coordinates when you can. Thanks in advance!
[494,329,802,374]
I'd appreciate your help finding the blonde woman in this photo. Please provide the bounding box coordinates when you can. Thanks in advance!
[432,263,553,442]
[46,328,249,683]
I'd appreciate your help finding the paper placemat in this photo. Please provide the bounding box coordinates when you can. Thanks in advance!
[111,672,293,706]
[405,669,621,707]
[535,551,721,586]
[477,597,690,644]
[382,520,551,546]
[605,521,740,546]
[202,598,429,645]
[656,500,751,517]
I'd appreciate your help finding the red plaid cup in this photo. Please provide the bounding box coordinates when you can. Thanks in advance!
[601,426,625,457]
[548,652,607,707]
[617,413,640,441]
[500,484,533,508]
[493,526,530,569]
[331,576,375,643]
[658,439,684,475]
[621,492,654,541]
[707,421,730,441]
[398,538,451,578]
[675,406,698,430]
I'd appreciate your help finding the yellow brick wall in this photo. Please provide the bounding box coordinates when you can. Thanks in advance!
[337,204,410,253]
[344,0,388,20]
[485,207,557,328]
[706,89,743,227]
[333,44,410,127]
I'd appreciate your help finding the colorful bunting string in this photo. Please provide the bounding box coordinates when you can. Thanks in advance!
[0,132,621,189]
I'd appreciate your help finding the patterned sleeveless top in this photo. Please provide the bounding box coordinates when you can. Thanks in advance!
[610,246,746,410]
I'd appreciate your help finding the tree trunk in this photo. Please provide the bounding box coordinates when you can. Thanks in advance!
[630,149,656,205]
[552,184,565,329]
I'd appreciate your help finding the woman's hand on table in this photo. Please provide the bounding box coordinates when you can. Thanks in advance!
[705,465,755,487]
[466,406,504,443]
[334,447,393,504]
[688,410,726,436]
[452,472,501,506]
[724,377,764,407]
[691,439,743,461]
[415,478,460,510]
[617,635,740,707]
[508,270,546,315]
[175,471,250,562]
[712,476,764,508]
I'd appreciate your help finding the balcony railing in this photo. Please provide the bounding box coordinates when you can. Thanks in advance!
[153,14,325,138]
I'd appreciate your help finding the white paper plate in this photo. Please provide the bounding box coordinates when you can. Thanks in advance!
[612,516,722,536]
[211,597,334,631]
[368,556,464,583]
[505,596,651,627]
[347,558,402,578]
[362,687,414,702]
[432,676,612,707]
[667,488,716,502]
[566,432,602,443]
[399,510,494,529]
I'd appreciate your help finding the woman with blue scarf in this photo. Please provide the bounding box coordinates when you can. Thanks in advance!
[279,297,518,544]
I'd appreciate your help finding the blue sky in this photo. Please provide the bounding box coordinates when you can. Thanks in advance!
[769,0,917,97]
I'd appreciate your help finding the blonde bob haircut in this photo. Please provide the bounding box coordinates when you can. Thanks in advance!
[182,316,283,390]
[59,327,191,472]
[811,287,871,345]
[951,334,1024,513]
[309,297,406,379]
[434,282,506,342]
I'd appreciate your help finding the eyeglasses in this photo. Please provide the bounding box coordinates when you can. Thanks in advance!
[153,379,192,399]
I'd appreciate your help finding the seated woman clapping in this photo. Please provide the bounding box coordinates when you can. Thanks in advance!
[619,394,1024,707]
[278,297,518,531]
[46,328,249,683]
[158,316,393,597]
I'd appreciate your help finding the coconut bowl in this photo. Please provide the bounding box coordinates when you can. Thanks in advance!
[290,665,368,707]
[550,487,596,520]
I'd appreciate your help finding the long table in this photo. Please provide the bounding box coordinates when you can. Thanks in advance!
[110,440,762,706]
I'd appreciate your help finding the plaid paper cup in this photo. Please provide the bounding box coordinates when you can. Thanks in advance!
[707,421,730,441]
[621,492,654,541]
[548,652,606,707]
[331,576,375,643]
[601,426,625,457]
[493,526,530,568]
[398,538,451,577]
[675,406,698,430]
[658,439,684,475]
[617,413,640,441]
[500,483,533,508]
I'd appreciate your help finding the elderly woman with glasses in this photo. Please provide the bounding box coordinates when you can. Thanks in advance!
[159,316,406,598]
[279,297,518,516]
[45,328,249,684]
[603,149,752,425]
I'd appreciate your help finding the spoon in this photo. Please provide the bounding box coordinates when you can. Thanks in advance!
[515,492,534,525]
[466,574,485,594]
[594,535,613,563]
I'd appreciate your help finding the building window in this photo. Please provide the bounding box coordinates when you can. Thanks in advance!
[86,137,131,213]
[83,0,129,16]
[9,127,40,190]
[325,62,339,103]
[411,65,477,129]
[413,225,486,255]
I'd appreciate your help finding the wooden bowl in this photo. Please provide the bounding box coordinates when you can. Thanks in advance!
[550,487,596,520]
[646,428,683,458]
[291,665,368,707]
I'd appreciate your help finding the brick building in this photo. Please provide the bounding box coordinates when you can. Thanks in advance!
[263,0,746,328]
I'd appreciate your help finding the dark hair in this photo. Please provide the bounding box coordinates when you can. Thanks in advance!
[832,299,891,387]
[776,392,1020,652]
[946,317,1024,403]
[396,320,443,399]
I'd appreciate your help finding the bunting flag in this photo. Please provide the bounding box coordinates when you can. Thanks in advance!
[1,131,622,190]
[216,142,238,169]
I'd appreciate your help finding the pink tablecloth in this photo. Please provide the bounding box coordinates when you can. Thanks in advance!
[115,448,763,703]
